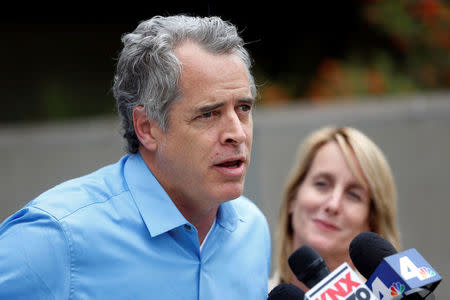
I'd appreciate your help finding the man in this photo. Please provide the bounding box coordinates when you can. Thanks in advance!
[0,15,271,299]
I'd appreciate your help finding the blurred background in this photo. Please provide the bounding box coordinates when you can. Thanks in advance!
[1,0,449,297]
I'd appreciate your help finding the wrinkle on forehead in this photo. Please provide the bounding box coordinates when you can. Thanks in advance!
[174,41,249,92]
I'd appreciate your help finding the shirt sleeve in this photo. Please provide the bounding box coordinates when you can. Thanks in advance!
[0,205,71,300]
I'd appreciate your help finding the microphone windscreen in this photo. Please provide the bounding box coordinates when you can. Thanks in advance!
[288,245,329,288]
[349,231,397,279]
[267,283,305,300]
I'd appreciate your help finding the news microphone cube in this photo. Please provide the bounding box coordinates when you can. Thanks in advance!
[365,248,441,299]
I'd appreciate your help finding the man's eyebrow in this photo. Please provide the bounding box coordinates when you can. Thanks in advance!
[195,101,226,113]
[238,97,256,105]
[194,98,256,114]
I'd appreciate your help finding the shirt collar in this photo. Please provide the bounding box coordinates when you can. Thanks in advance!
[124,153,244,236]
[216,198,243,232]
[124,153,187,237]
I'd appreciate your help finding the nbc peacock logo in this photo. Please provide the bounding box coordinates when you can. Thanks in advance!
[417,267,436,280]
[390,282,405,297]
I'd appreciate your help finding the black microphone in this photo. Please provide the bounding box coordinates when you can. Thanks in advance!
[288,245,330,288]
[349,231,397,279]
[267,283,305,300]
[349,232,440,299]
[288,245,377,299]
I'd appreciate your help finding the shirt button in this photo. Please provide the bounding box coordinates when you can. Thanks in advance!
[184,224,192,230]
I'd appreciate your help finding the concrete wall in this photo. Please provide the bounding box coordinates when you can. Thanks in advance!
[246,93,450,297]
[1,93,449,296]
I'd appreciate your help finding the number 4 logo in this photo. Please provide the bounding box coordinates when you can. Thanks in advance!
[399,256,428,281]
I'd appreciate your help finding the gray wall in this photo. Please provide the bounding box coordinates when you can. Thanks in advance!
[1,93,449,297]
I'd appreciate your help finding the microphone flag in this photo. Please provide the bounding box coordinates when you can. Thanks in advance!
[305,262,377,300]
[365,248,441,299]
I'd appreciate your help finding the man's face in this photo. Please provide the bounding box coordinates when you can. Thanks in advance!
[152,41,254,211]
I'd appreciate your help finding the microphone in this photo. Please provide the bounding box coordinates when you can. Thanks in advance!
[349,232,441,299]
[267,283,305,300]
[288,245,330,288]
[288,245,377,300]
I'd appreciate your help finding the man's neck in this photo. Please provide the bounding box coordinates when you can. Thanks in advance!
[168,197,218,245]
[193,209,217,245]
[139,148,219,245]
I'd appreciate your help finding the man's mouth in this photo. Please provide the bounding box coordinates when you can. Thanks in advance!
[212,156,247,177]
[215,159,244,169]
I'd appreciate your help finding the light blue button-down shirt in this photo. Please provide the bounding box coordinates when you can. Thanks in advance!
[0,153,271,299]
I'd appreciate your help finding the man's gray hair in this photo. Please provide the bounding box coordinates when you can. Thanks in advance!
[113,15,256,154]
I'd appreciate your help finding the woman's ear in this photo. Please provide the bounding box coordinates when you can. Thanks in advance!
[133,105,162,151]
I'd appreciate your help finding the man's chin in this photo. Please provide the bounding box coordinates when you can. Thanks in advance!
[214,184,244,202]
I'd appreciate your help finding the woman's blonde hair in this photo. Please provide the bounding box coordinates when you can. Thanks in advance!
[275,126,401,283]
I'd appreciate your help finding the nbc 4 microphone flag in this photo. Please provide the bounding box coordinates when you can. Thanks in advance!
[365,248,441,299]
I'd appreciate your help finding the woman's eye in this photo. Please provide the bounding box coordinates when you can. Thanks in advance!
[314,181,327,187]
[348,191,361,201]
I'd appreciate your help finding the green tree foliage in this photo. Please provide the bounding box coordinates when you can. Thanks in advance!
[259,0,450,104]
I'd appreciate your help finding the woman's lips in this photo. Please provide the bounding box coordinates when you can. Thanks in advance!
[313,219,339,232]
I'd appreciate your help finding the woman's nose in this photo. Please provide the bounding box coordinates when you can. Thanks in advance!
[324,189,343,214]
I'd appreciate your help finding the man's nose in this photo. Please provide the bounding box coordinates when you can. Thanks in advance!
[220,112,246,145]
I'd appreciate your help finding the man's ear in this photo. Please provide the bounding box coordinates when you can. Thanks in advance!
[133,105,162,151]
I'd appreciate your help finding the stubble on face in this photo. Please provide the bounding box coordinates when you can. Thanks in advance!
[149,41,254,219]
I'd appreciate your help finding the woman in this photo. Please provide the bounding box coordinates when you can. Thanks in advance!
[270,126,401,291]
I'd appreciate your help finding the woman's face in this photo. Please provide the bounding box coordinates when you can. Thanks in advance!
[289,141,371,264]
